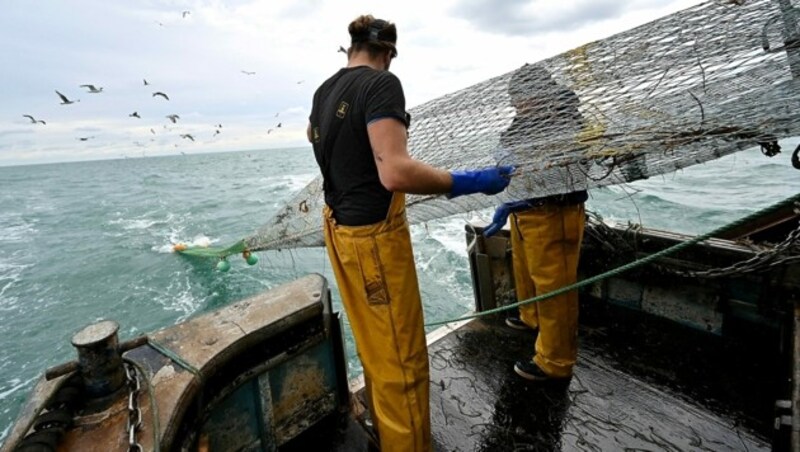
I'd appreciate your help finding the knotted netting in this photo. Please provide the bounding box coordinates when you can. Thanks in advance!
[182,0,800,258]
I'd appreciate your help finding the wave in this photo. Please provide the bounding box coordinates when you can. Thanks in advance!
[108,213,174,231]
[0,215,37,244]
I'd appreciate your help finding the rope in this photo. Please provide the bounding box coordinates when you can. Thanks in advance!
[425,193,800,327]
[146,338,203,379]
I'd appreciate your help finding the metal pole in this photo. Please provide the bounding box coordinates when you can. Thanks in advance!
[776,0,800,79]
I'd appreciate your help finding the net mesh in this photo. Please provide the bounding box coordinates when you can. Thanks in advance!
[184,0,800,257]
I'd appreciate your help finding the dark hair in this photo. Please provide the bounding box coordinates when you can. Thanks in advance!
[508,64,562,102]
[507,63,584,126]
[349,15,398,58]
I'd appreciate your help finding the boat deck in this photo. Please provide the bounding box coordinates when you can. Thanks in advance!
[293,297,779,451]
[425,300,776,451]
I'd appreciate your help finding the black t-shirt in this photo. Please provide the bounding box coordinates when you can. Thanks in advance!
[309,66,409,226]
[500,86,588,205]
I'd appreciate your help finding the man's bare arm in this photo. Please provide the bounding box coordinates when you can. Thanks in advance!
[367,118,452,194]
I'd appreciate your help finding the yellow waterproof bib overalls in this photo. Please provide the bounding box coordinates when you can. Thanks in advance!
[510,203,585,378]
[323,193,431,452]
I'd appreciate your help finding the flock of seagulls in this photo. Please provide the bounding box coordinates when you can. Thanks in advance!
[17,8,332,156]
[24,80,221,151]
[26,69,292,151]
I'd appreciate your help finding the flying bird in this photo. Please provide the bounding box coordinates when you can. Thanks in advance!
[274,112,279,117]
[241,70,255,75]
[338,45,347,53]
[55,90,79,105]
[150,128,156,135]
[129,111,141,118]
[215,124,222,128]
[22,115,45,125]
[296,80,304,84]
[143,78,150,86]
[80,84,103,93]
[153,91,169,100]
[166,114,180,123]
[267,129,273,134]
[77,136,94,141]
[276,122,282,128]
[180,134,195,142]
[213,130,221,137]
[182,10,190,18]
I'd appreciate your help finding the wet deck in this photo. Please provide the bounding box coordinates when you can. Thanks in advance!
[295,296,779,451]
[426,300,776,451]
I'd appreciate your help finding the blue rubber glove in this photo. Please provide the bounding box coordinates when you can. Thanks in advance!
[483,200,532,237]
[449,165,514,198]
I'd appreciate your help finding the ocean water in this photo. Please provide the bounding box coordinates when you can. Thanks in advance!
[1,144,798,441]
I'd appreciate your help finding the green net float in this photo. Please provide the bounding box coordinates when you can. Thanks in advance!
[243,250,259,266]
[217,259,231,272]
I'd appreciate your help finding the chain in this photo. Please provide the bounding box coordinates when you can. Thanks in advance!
[585,207,800,280]
[667,220,800,278]
[125,362,143,452]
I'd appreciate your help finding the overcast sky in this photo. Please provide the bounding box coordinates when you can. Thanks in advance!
[0,0,705,167]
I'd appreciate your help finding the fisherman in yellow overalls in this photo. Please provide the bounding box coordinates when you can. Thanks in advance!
[308,15,512,451]
[484,63,588,381]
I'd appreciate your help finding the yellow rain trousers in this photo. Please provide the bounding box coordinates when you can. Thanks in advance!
[323,193,431,452]
[510,203,585,378]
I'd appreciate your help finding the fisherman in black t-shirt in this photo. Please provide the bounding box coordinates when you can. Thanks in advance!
[307,14,512,452]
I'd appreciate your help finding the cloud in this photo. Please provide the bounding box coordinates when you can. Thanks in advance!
[0,129,36,139]
[448,0,684,35]
[0,0,704,166]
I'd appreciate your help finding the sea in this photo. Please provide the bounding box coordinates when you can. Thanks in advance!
[1,144,799,441]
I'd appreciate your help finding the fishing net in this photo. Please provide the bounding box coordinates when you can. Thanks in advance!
[182,0,800,258]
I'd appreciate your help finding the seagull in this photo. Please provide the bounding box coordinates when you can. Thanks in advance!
[338,45,347,53]
[80,84,103,93]
[274,112,279,117]
[267,129,273,134]
[241,70,255,75]
[55,90,79,105]
[296,80,304,84]
[129,111,141,118]
[213,130,221,137]
[143,78,150,86]
[216,124,222,128]
[276,122,282,128]
[22,115,46,125]
[166,114,180,123]
[153,91,169,100]
[77,136,94,141]
[182,10,190,18]
[150,128,156,135]
[180,134,195,142]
